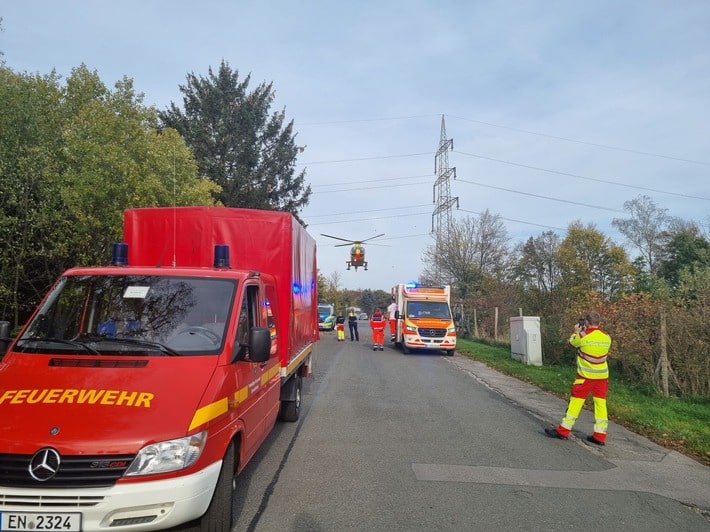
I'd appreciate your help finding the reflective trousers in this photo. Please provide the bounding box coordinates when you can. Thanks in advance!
[557,376,609,442]
[372,328,385,345]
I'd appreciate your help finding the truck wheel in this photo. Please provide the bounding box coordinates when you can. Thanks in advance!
[279,375,302,422]
[401,343,411,354]
[445,349,455,357]
[176,442,234,531]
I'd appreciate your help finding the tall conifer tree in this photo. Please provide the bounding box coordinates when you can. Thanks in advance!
[160,61,310,220]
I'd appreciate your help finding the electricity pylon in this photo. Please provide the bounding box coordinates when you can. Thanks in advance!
[432,115,459,282]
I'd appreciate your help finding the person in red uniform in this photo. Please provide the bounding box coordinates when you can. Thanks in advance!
[545,311,612,445]
[369,309,386,351]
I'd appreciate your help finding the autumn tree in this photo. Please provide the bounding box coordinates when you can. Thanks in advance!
[0,65,219,326]
[510,231,566,342]
[159,61,311,219]
[422,211,509,299]
[0,67,66,323]
[657,227,710,288]
[558,221,634,300]
[512,231,561,294]
[61,67,220,265]
[612,195,678,274]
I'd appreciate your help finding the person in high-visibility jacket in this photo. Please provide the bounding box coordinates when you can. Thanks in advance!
[369,309,386,351]
[545,311,612,445]
[347,308,359,341]
[335,314,346,342]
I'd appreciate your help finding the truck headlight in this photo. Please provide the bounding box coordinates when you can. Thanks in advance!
[125,431,208,476]
[447,326,456,333]
[405,325,417,333]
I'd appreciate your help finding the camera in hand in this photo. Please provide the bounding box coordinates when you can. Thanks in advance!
[578,318,586,329]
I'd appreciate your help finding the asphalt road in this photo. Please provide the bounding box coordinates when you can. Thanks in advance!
[232,328,710,531]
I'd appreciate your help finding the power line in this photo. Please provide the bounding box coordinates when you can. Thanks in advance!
[298,150,706,201]
[457,178,625,214]
[296,114,439,126]
[306,204,431,219]
[458,208,565,231]
[293,112,709,167]
[446,114,710,167]
[310,179,432,195]
[298,152,431,166]
[310,173,431,191]
[308,211,429,226]
[455,150,710,201]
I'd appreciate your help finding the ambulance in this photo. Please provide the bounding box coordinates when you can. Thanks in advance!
[0,207,318,531]
[391,283,456,356]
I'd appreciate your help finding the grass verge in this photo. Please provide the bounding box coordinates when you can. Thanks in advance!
[456,338,710,466]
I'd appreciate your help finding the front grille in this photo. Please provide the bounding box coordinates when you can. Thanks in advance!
[418,328,446,338]
[0,453,135,488]
[0,493,103,508]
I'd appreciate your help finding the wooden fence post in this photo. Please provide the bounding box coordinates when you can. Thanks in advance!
[660,308,669,397]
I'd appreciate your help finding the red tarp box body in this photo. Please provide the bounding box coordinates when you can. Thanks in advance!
[123,206,319,368]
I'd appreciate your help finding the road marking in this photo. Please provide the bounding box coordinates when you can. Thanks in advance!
[412,453,710,510]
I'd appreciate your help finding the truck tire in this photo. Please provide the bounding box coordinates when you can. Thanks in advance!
[401,343,411,354]
[279,374,302,422]
[445,349,455,357]
[176,442,234,531]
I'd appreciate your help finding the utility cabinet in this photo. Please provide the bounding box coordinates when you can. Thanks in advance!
[510,316,542,366]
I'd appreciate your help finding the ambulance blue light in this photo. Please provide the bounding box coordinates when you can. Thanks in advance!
[405,281,418,289]
[292,282,301,295]
[214,245,230,268]
[111,243,129,266]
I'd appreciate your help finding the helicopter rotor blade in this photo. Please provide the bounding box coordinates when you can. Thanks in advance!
[320,233,355,244]
[360,233,385,244]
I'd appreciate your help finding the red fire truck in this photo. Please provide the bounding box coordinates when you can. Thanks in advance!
[0,207,318,531]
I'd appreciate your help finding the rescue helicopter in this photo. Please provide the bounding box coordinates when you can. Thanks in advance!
[320,233,385,271]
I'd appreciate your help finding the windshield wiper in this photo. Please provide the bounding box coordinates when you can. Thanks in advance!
[16,337,101,355]
[78,335,180,356]
[111,338,181,356]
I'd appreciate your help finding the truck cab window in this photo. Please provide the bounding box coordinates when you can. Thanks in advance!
[236,284,260,360]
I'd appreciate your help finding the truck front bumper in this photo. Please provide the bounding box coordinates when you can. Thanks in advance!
[0,461,221,531]
[403,335,456,351]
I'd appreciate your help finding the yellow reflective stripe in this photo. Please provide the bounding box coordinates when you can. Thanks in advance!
[281,344,314,378]
[261,364,280,386]
[189,397,229,431]
[234,386,249,404]
[188,384,252,431]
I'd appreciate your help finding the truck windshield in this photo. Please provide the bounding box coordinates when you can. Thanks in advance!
[15,275,236,356]
[406,301,451,319]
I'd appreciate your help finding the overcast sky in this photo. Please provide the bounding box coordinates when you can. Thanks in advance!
[2,1,709,290]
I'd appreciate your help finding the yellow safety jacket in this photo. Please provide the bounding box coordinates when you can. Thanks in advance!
[569,327,611,380]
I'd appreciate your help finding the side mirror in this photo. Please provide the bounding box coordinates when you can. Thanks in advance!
[394,311,400,320]
[0,321,11,356]
[247,327,271,363]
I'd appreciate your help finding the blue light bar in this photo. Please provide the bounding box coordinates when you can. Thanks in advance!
[214,245,230,268]
[111,243,129,266]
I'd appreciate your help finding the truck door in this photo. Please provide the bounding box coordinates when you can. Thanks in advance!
[261,284,281,419]
[234,283,268,454]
